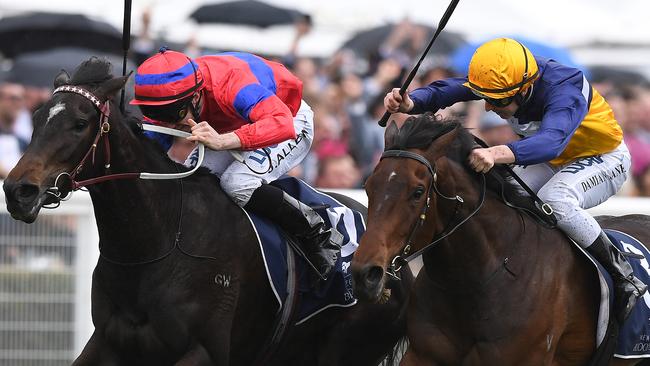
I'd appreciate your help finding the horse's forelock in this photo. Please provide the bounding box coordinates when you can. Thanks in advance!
[388,113,467,151]
[68,57,114,87]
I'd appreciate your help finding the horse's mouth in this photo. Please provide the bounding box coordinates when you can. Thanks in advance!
[5,189,49,223]
[355,282,386,303]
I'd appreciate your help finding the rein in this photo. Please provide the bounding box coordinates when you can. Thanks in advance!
[47,85,222,266]
[45,86,205,207]
[380,149,486,278]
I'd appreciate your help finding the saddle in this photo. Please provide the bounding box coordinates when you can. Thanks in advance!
[487,166,557,228]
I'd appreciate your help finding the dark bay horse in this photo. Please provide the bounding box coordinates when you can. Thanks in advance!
[351,114,649,366]
[3,58,412,366]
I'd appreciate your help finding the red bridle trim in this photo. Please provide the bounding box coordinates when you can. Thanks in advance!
[52,86,140,190]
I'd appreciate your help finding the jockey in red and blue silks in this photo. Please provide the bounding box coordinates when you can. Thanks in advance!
[130,48,341,279]
[384,37,646,323]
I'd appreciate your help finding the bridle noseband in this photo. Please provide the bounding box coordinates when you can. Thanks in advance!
[380,149,486,278]
[45,85,113,206]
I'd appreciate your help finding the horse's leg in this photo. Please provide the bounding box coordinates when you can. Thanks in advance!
[195,287,241,366]
[71,331,122,366]
[397,283,453,366]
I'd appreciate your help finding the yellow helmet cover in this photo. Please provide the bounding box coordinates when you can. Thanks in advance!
[464,38,539,99]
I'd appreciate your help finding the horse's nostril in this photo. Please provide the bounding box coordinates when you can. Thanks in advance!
[14,184,40,202]
[365,266,385,287]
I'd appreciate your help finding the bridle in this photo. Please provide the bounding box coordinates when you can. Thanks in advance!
[44,85,205,208]
[379,149,486,279]
[43,84,219,267]
[45,85,112,206]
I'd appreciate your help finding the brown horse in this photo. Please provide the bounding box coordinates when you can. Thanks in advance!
[3,58,413,366]
[351,113,649,366]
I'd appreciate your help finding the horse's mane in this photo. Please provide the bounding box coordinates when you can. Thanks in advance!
[387,112,531,204]
[387,113,475,163]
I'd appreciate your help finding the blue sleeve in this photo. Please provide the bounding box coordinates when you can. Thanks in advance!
[409,77,480,114]
[506,85,589,165]
[143,130,173,152]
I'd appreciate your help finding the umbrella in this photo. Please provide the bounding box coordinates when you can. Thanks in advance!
[450,36,584,76]
[189,0,308,28]
[588,66,648,86]
[0,12,123,58]
[340,23,466,59]
[3,47,136,90]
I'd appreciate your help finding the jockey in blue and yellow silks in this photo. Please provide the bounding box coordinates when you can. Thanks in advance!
[384,37,646,323]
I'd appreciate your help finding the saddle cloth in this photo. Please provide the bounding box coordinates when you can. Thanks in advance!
[242,177,365,324]
[580,229,650,358]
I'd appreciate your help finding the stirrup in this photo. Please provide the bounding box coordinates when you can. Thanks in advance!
[624,275,647,296]
[308,229,343,280]
[327,229,344,249]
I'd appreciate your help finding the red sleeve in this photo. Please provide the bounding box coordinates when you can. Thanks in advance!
[233,95,296,150]
[219,68,296,150]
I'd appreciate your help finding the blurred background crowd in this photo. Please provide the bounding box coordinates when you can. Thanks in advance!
[0,3,649,364]
[0,0,649,197]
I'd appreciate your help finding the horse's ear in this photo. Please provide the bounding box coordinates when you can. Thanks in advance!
[53,70,70,88]
[384,120,399,149]
[95,72,132,102]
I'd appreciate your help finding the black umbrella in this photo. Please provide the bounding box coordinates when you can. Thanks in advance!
[588,66,649,86]
[341,23,465,59]
[0,12,123,58]
[3,47,136,90]
[190,0,308,28]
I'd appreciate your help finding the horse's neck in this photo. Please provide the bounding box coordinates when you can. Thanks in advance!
[422,168,534,293]
[86,121,187,262]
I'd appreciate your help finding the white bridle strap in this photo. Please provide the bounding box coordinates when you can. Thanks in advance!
[140,124,205,180]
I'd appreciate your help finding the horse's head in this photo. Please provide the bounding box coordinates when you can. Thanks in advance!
[351,113,476,302]
[3,57,129,223]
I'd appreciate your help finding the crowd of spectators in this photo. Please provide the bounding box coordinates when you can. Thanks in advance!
[2,14,650,199]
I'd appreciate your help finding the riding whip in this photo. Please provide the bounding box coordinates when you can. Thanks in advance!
[378,0,460,127]
[120,0,132,113]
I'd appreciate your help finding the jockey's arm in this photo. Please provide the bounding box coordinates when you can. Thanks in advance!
[408,77,480,114]
[232,94,296,150]
[468,145,515,173]
[188,89,296,151]
[506,91,587,165]
[187,121,242,150]
[489,145,516,164]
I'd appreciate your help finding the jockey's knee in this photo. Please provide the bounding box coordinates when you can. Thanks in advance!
[220,172,262,207]
[537,184,579,223]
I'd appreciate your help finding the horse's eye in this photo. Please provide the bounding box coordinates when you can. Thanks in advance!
[412,186,425,200]
[74,120,89,132]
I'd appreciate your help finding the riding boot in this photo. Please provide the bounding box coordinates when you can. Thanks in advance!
[245,184,343,280]
[585,231,648,324]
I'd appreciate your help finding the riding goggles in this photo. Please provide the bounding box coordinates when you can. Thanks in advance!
[139,97,191,124]
[471,89,516,108]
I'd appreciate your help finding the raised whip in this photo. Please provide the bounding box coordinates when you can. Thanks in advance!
[378,0,460,127]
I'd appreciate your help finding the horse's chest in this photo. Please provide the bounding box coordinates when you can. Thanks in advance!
[93,271,195,353]
[416,297,555,365]
[101,299,192,356]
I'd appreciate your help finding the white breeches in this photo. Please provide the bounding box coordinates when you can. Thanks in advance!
[185,100,314,206]
[511,142,631,248]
